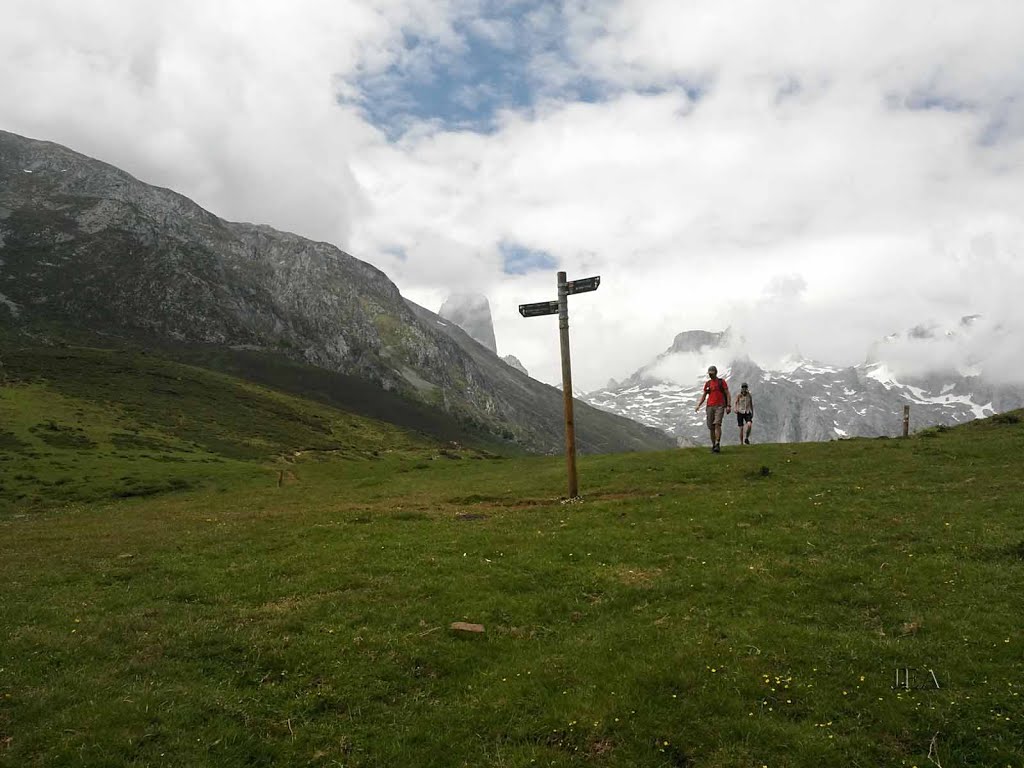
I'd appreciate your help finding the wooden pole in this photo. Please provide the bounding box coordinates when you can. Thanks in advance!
[902,405,910,438]
[557,271,578,498]
[519,272,598,498]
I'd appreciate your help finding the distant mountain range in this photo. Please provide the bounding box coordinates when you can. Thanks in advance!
[0,130,672,455]
[583,330,1024,446]
[7,128,1016,454]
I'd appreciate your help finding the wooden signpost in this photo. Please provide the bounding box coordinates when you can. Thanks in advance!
[519,271,601,499]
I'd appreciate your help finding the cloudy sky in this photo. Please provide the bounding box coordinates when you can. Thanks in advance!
[3,0,1023,389]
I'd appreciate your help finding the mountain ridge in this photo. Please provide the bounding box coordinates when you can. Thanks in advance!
[0,129,672,455]
[583,329,1024,445]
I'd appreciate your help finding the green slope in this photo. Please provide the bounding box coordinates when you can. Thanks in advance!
[0,344,446,511]
[1,406,1022,767]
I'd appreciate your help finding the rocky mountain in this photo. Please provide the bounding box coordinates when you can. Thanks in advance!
[502,354,528,376]
[437,292,529,376]
[583,330,1024,446]
[438,293,497,354]
[0,130,672,455]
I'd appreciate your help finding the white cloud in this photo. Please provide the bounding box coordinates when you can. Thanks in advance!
[353,80,1023,385]
[647,351,721,389]
[0,0,460,242]
[565,0,1024,105]
[2,1,1023,390]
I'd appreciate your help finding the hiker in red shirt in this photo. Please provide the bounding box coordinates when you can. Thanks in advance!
[695,365,731,453]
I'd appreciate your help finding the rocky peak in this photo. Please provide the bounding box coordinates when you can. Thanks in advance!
[502,354,528,376]
[618,328,730,388]
[667,329,729,354]
[438,293,497,354]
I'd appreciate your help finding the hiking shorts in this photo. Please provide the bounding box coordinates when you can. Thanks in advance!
[736,412,753,426]
[706,405,726,429]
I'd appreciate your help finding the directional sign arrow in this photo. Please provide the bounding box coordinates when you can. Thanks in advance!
[566,275,600,295]
[519,300,560,318]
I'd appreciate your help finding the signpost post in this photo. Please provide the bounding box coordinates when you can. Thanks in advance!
[519,271,600,499]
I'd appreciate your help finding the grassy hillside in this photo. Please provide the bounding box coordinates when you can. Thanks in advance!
[0,344,449,510]
[165,343,527,453]
[1,348,1023,766]
[0,325,526,456]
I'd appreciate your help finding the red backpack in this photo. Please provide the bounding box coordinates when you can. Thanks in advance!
[705,377,728,405]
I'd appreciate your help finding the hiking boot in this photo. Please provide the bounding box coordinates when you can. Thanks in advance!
[744,438,750,445]
[712,443,720,453]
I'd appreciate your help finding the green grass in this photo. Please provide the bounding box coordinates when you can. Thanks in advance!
[0,345,440,509]
[1,348,1023,766]
[0,325,527,457]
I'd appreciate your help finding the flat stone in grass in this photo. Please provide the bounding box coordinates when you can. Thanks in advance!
[450,621,485,634]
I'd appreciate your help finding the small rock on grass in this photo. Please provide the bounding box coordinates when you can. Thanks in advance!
[450,621,485,634]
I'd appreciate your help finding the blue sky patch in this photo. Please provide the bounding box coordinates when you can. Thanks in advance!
[345,3,712,139]
[886,87,1020,147]
[500,241,558,275]
[350,2,586,137]
[887,88,975,114]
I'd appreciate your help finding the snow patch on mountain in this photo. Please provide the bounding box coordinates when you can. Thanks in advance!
[865,363,901,388]
[583,329,1024,446]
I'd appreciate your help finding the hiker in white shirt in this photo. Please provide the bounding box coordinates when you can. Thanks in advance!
[734,382,754,444]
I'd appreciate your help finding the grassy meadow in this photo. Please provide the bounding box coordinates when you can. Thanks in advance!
[1,346,1023,767]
